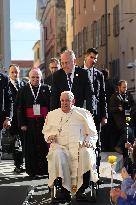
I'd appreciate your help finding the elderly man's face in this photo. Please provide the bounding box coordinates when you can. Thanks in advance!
[29,70,41,86]
[60,93,74,113]
[61,53,75,74]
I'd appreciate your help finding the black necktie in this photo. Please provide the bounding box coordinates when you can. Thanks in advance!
[67,73,72,89]
[15,80,20,90]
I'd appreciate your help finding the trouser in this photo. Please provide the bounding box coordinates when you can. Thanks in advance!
[117,126,134,156]
[93,115,101,179]
[13,134,24,168]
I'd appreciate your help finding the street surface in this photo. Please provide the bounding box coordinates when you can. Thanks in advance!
[0,152,122,205]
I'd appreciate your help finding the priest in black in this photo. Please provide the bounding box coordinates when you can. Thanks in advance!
[16,68,50,178]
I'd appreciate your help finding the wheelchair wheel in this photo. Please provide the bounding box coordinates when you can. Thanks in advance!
[50,184,71,204]
[85,181,97,202]
[90,181,97,202]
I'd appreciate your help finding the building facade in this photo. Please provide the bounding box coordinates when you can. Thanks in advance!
[36,0,66,70]
[65,0,120,80]
[65,0,136,92]
[36,0,136,94]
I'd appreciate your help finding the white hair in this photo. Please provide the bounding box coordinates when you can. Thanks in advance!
[61,49,76,60]
[61,91,75,101]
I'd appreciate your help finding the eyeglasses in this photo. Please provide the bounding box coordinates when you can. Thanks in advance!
[50,67,58,69]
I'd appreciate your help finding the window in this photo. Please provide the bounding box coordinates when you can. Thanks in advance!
[83,27,88,53]
[92,20,99,48]
[111,59,120,81]
[79,0,80,14]
[84,0,86,9]
[78,32,82,56]
[101,14,106,45]
[71,7,74,26]
[37,47,40,59]
[107,13,110,36]
[50,19,52,33]
[113,4,120,37]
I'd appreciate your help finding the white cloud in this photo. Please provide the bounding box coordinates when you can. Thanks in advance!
[13,21,39,30]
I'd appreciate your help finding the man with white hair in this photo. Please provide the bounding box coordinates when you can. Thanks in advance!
[16,68,50,178]
[42,91,98,203]
[50,49,93,112]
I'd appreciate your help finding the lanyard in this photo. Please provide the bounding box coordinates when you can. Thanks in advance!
[29,82,41,104]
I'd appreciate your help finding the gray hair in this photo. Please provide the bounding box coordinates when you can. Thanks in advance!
[61,91,75,101]
[61,49,76,60]
[29,68,42,78]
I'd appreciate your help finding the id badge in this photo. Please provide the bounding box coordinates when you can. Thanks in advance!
[33,104,40,115]
[125,109,130,116]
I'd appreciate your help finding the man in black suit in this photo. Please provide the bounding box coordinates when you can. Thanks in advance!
[84,48,107,132]
[44,58,60,89]
[84,48,107,181]
[8,64,26,173]
[0,71,12,160]
[50,49,93,111]
[109,80,135,156]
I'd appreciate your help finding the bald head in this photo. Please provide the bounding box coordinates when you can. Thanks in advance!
[29,68,42,86]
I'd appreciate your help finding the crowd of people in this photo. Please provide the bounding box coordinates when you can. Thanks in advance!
[0,48,136,204]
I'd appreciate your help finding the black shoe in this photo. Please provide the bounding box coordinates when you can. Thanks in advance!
[76,189,88,201]
[14,167,25,173]
[28,174,38,180]
[97,179,104,185]
[53,187,71,203]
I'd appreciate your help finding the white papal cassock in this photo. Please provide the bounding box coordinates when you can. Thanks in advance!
[42,106,98,192]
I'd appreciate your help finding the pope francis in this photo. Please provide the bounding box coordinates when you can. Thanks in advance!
[42,91,98,202]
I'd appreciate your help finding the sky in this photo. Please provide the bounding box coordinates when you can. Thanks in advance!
[10,0,40,60]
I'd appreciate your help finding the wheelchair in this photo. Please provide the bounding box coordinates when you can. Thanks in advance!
[49,145,100,204]
[50,179,98,204]
[49,135,100,204]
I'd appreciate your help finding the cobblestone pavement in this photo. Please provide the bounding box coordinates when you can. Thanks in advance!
[0,156,122,205]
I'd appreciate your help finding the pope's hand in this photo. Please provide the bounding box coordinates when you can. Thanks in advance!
[47,135,56,143]
[82,140,93,148]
